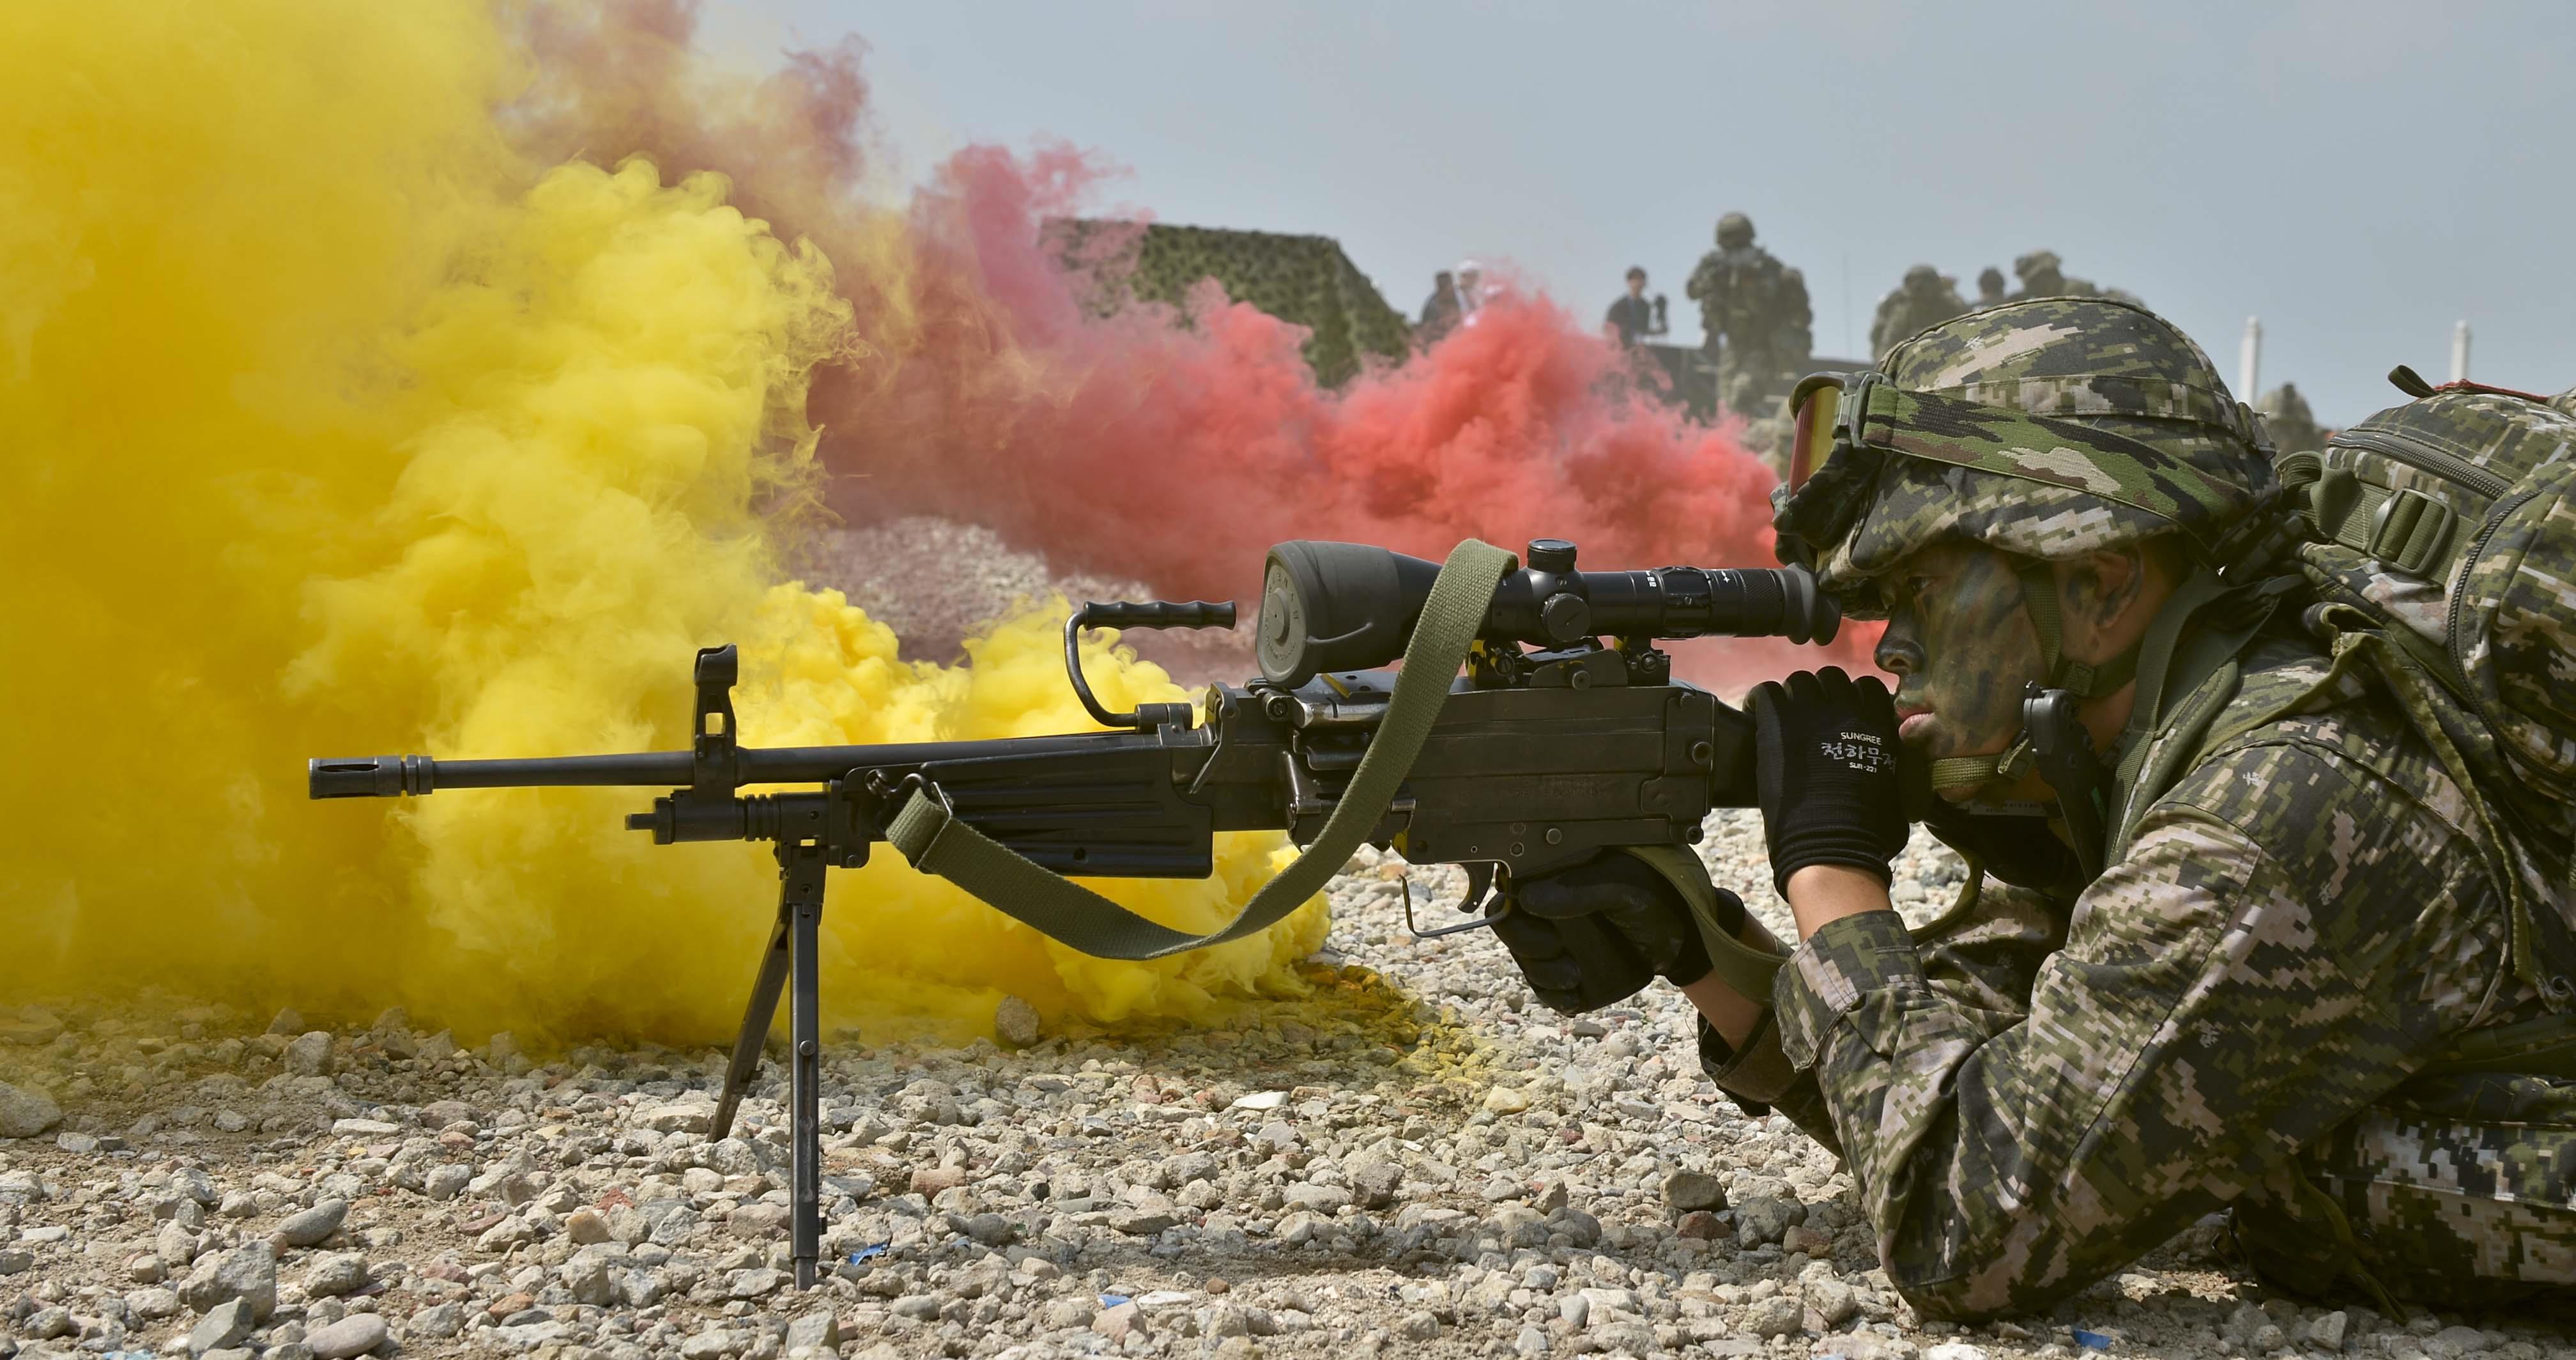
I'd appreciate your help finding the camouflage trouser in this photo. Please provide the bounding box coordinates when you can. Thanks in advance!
[2235,1069,2576,1308]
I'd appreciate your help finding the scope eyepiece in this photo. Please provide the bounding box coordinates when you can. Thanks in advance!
[1255,539,1840,686]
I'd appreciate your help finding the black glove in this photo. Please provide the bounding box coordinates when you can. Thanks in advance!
[1491,853,1738,1014]
[1745,666,1910,897]
[1921,798,2084,898]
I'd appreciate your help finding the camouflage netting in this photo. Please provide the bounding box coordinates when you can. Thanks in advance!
[1048,219,1413,386]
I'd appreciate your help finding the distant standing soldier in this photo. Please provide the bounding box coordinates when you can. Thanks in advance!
[1687,212,1813,412]
[1975,265,2008,308]
[2256,382,2326,454]
[1604,267,1668,347]
[2009,249,2143,307]
[1869,264,1968,360]
[1417,270,1461,345]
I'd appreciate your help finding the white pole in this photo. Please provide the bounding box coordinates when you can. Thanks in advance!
[2450,320,2472,383]
[2239,317,2262,400]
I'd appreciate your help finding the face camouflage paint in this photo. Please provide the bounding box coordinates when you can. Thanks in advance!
[1874,543,2045,773]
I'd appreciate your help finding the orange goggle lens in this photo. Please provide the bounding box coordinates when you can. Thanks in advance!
[1786,374,1844,492]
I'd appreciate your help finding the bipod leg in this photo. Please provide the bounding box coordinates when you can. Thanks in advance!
[781,840,828,1290]
[712,904,793,1141]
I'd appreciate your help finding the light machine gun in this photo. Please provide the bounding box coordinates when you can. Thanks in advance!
[308,537,1840,1286]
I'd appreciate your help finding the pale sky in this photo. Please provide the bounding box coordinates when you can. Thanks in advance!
[712,1,2573,426]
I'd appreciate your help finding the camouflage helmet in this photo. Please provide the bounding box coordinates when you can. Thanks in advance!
[1773,297,2278,610]
[1715,212,1755,249]
[2012,249,2062,281]
[1902,263,1941,289]
[2552,385,2576,417]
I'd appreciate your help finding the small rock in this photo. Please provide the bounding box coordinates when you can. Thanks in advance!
[266,1008,305,1035]
[422,1164,471,1202]
[126,1286,183,1320]
[2306,1311,2349,1351]
[189,1297,255,1356]
[1746,1295,1805,1339]
[560,1251,617,1306]
[1735,1194,1806,1248]
[174,1167,218,1205]
[680,1329,746,1360]
[0,1012,63,1046]
[275,1198,348,1248]
[1809,1279,1860,1327]
[1782,1223,1834,1256]
[0,1081,63,1139]
[994,995,1043,1048]
[0,1247,31,1275]
[910,1165,967,1196]
[410,1302,463,1338]
[1094,1301,1147,1340]
[130,1253,167,1283]
[178,1240,277,1320]
[1483,1086,1531,1115]
[1676,1210,1723,1240]
[639,1102,712,1134]
[1396,1311,1441,1341]
[304,1311,389,1359]
[1662,1170,1729,1212]
[301,1253,368,1297]
[1558,1294,1589,1328]
[562,1207,611,1244]
[785,1308,839,1352]
[1111,1198,1181,1235]
[730,1266,786,1297]
[1230,1090,1288,1111]
[283,1031,335,1077]
[1926,1345,1991,1360]
[1515,1324,1550,1356]
[55,1129,99,1154]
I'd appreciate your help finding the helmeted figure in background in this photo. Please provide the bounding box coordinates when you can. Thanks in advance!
[1416,270,1460,346]
[1974,265,2008,308]
[1869,264,1968,361]
[2008,249,2143,307]
[1492,297,2576,1317]
[2257,382,2326,454]
[1686,212,1813,414]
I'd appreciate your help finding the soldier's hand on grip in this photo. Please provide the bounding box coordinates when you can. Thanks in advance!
[1493,852,1717,1014]
[1747,667,1909,898]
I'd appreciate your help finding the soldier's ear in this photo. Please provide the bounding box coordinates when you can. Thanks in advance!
[2061,546,2149,628]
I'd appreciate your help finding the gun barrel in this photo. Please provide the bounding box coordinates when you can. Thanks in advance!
[308,732,1198,800]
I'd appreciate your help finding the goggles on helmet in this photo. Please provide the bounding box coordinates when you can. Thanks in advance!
[1774,369,2263,584]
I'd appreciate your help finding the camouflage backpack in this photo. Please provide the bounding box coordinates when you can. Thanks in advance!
[2272,366,2576,837]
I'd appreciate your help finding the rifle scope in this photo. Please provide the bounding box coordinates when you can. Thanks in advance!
[1256,539,1839,686]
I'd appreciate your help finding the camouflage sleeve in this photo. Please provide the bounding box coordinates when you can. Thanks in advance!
[1772,739,2508,1320]
[1699,879,2071,1153]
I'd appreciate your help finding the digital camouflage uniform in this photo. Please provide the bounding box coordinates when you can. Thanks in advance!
[1687,213,1813,413]
[1869,265,1969,362]
[1706,298,2576,1318]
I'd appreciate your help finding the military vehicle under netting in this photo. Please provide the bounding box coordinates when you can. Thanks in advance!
[1047,219,1413,387]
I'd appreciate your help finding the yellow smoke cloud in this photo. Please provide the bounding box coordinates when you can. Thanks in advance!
[0,0,1323,1046]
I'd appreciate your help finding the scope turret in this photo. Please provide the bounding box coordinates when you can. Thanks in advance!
[1255,539,1839,686]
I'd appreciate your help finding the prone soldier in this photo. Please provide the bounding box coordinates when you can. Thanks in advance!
[1495,298,2576,1316]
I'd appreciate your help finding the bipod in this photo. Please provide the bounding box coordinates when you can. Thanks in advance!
[710,838,831,1288]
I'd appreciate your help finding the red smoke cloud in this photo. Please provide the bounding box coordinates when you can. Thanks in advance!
[514,2,1874,681]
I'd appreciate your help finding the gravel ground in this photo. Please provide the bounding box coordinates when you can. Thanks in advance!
[5,816,2571,1360]
[8,521,2568,1360]
[792,520,1255,688]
